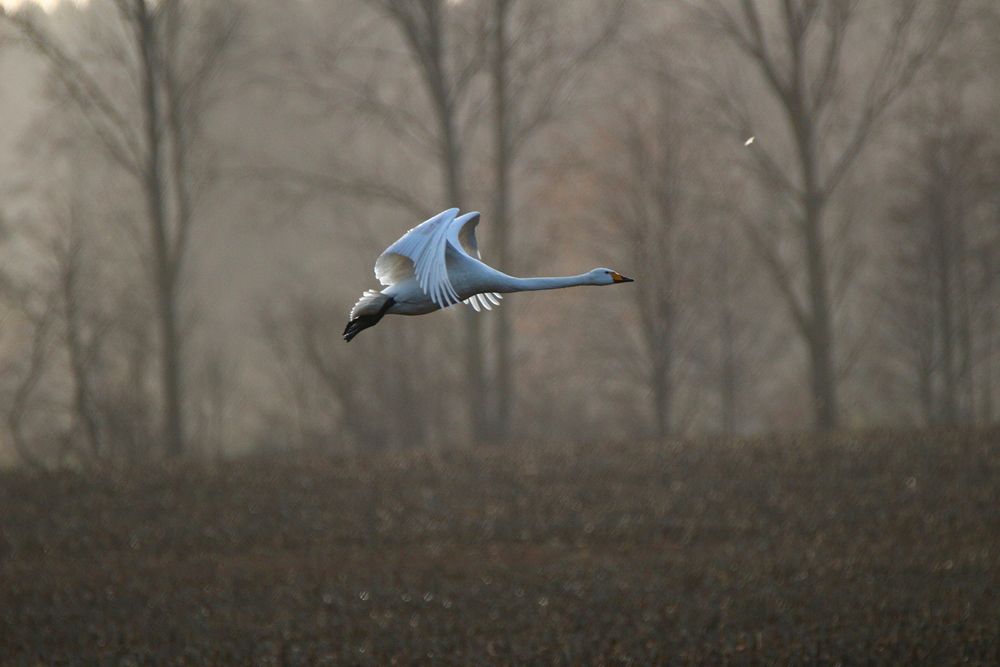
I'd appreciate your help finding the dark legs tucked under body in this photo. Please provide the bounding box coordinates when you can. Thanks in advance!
[343,297,395,342]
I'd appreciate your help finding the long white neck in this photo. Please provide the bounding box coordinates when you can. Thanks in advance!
[498,273,594,293]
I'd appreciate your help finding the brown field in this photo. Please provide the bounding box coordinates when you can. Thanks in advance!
[1,430,999,664]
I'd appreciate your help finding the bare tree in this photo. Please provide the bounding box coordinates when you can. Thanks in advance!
[618,108,681,438]
[3,0,241,456]
[487,0,623,442]
[581,59,694,438]
[1,296,57,470]
[710,218,754,434]
[367,0,491,440]
[885,89,998,426]
[54,206,105,459]
[190,344,238,461]
[693,0,960,429]
[259,295,445,450]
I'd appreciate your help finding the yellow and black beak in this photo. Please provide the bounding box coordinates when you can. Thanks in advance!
[611,272,634,283]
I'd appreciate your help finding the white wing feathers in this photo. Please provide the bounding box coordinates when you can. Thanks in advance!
[449,211,503,311]
[373,208,503,311]
[463,291,503,312]
[451,211,483,259]
[375,208,460,308]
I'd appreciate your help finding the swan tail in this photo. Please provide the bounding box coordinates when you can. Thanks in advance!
[344,292,394,342]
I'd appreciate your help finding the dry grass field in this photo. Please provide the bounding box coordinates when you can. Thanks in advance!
[1,430,999,664]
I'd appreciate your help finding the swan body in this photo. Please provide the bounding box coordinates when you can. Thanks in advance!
[344,208,632,341]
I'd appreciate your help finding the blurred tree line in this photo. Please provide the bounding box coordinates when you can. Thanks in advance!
[0,0,997,467]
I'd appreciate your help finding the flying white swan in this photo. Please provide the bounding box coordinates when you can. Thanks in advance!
[343,208,633,341]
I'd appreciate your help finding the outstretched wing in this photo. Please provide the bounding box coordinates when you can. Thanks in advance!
[449,211,504,312]
[448,210,484,259]
[374,208,461,308]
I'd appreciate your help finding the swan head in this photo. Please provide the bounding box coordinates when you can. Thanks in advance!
[590,268,634,285]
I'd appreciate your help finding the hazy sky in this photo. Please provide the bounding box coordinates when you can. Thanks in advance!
[1,0,75,11]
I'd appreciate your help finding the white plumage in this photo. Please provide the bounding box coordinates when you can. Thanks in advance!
[344,208,632,341]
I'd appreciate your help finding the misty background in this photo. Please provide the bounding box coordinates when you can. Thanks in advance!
[0,0,997,467]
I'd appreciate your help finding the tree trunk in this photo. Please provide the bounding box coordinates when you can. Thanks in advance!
[720,294,737,435]
[803,196,838,430]
[440,118,485,442]
[61,242,102,459]
[136,0,185,457]
[715,231,738,435]
[413,0,486,443]
[645,283,673,439]
[439,97,485,442]
[980,248,996,424]
[982,305,995,425]
[955,230,975,423]
[933,198,957,426]
[917,355,935,426]
[651,351,671,439]
[490,0,512,444]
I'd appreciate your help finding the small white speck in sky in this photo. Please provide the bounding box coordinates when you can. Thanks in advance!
[744,136,755,147]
